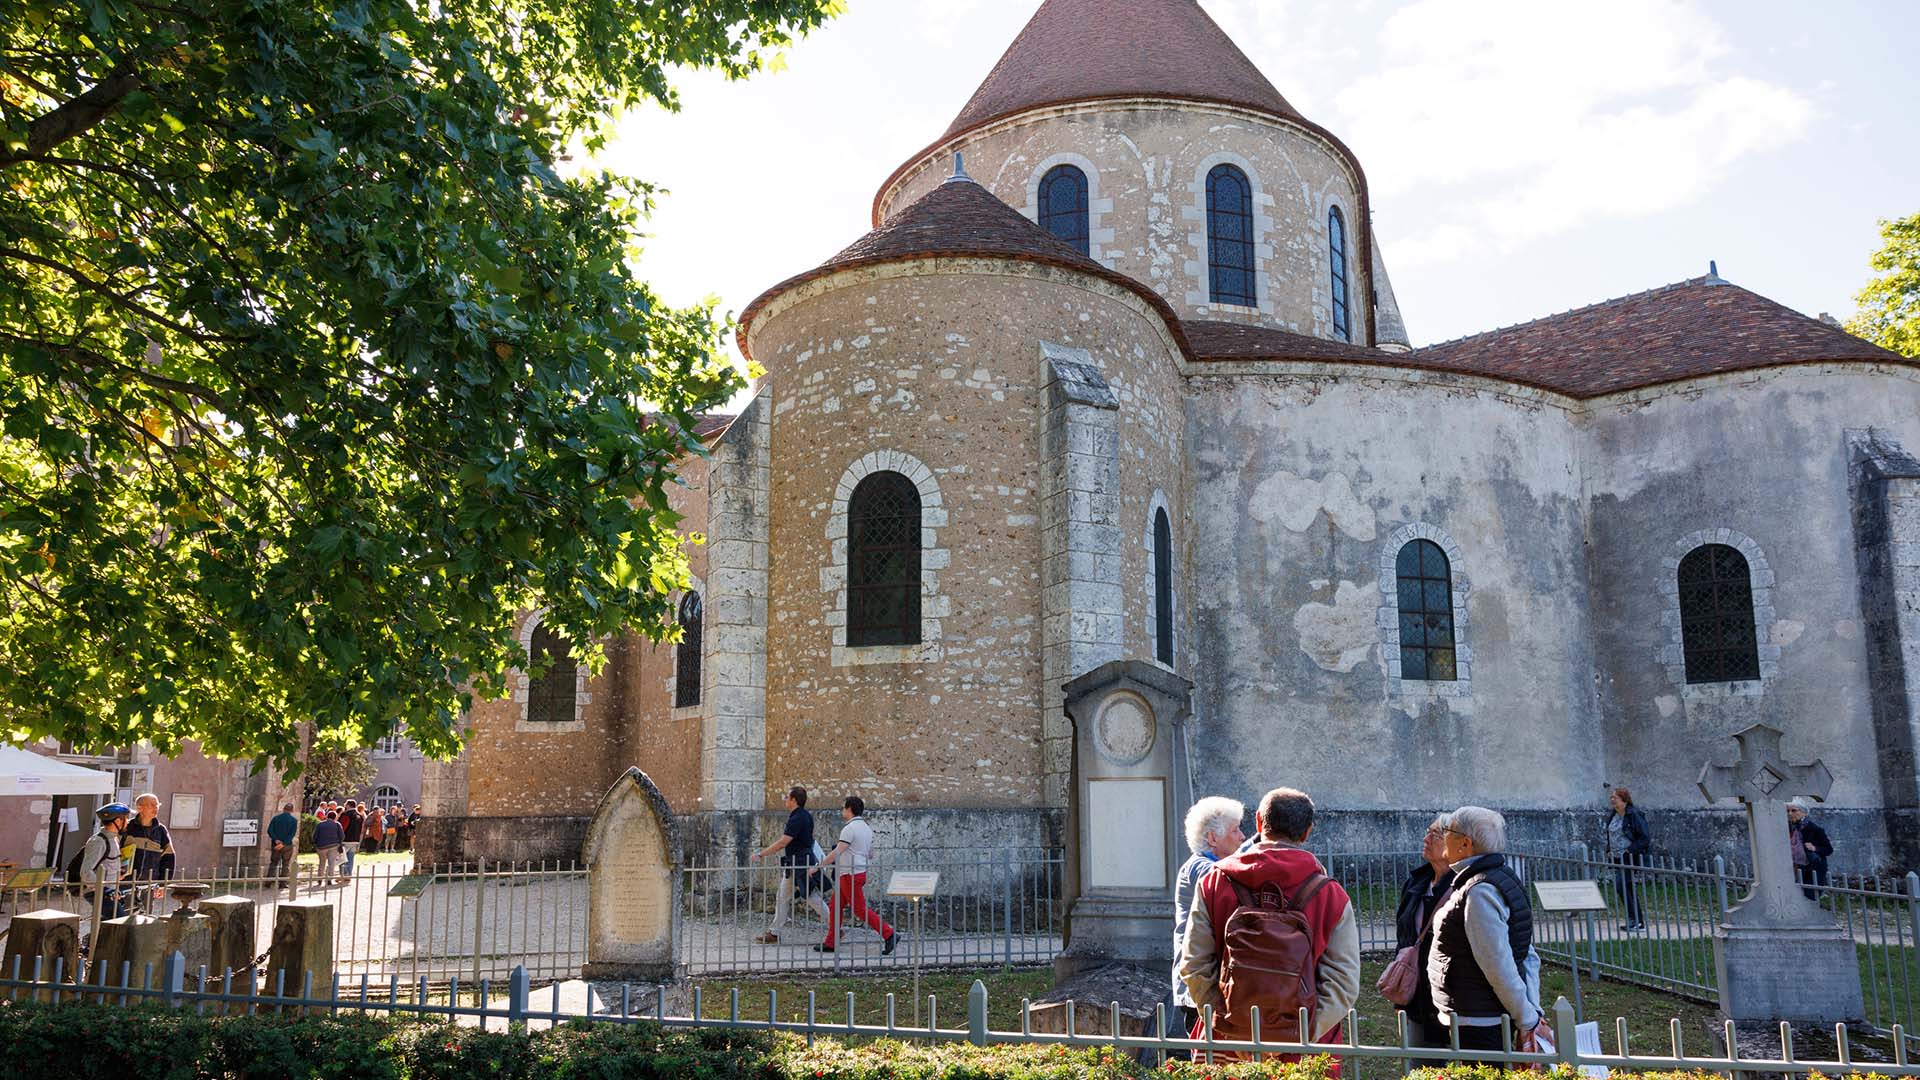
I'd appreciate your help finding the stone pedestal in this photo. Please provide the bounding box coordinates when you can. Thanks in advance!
[200,895,258,979]
[1714,922,1865,1024]
[2,909,81,999]
[582,767,682,981]
[267,899,333,1001]
[1055,660,1192,983]
[91,914,170,991]
[163,909,213,981]
[1028,963,1171,1037]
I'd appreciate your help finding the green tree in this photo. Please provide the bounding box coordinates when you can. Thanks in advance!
[305,746,376,801]
[0,0,840,770]
[1848,212,1920,358]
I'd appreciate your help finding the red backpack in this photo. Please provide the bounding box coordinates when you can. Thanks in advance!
[1213,871,1331,1045]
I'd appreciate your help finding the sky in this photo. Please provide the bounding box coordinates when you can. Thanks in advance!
[598,0,1919,353]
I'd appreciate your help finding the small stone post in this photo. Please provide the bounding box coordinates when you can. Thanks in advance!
[90,914,171,995]
[2,909,81,1002]
[200,895,258,982]
[266,899,333,1009]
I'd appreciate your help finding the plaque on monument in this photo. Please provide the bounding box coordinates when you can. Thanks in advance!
[582,767,681,981]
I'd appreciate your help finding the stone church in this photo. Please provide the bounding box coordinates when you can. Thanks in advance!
[419,0,1920,872]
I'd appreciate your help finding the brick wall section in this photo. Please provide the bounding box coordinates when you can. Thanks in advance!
[618,452,711,814]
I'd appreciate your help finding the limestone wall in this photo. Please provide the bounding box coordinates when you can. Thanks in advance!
[881,102,1378,345]
[746,258,1187,814]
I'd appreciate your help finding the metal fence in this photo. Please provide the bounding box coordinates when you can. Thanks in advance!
[6,953,1918,1076]
[677,848,1063,976]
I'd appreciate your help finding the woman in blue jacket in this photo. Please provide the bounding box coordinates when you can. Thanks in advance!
[1605,787,1652,932]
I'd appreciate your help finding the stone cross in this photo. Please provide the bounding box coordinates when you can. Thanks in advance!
[1697,722,1834,927]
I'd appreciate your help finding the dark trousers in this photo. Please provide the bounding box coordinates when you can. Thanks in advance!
[1613,860,1642,925]
[1398,1014,1455,1064]
[1797,860,1829,899]
[1178,1005,1201,1038]
[1450,1022,1514,1069]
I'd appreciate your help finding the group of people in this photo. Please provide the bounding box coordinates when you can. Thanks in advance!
[73,795,176,919]
[1601,786,1838,928]
[1172,788,1547,1064]
[748,787,899,955]
[306,799,421,885]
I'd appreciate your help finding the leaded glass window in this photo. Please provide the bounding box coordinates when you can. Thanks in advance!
[1038,164,1090,256]
[1206,164,1255,306]
[526,623,577,723]
[1678,544,1760,683]
[1329,206,1350,341]
[847,471,922,647]
[675,591,702,708]
[1153,508,1173,666]
[1395,540,1456,681]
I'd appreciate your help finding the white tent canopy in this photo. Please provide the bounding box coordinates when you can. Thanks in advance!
[0,745,113,797]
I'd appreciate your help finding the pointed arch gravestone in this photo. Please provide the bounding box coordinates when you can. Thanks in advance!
[582,768,682,981]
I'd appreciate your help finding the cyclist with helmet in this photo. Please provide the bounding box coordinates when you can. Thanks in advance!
[80,802,132,920]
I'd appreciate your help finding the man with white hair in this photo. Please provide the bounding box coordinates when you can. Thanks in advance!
[1428,806,1545,1063]
[1173,795,1245,1035]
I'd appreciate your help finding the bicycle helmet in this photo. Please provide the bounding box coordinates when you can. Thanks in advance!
[96,802,132,821]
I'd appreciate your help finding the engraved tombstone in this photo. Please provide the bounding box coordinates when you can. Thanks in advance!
[582,767,682,981]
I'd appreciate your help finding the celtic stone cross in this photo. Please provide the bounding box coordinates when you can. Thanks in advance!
[1698,723,1834,926]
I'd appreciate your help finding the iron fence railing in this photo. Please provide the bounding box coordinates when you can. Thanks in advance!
[5,953,1917,1076]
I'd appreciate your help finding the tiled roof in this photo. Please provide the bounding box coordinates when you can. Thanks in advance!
[739,177,1194,361]
[1411,277,1906,398]
[691,413,735,439]
[1184,320,1389,363]
[941,0,1302,141]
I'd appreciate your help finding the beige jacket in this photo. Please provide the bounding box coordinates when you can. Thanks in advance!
[1176,870,1362,1040]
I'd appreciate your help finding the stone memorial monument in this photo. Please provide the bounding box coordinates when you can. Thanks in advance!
[2,909,80,1000]
[582,766,682,981]
[1698,722,1863,1024]
[90,913,170,992]
[199,895,258,980]
[267,899,333,1006]
[1047,660,1192,989]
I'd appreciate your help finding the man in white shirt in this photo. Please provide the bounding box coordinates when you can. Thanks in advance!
[812,795,898,954]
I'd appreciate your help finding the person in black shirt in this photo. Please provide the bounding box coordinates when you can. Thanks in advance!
[750,785,827,944]
[124,793,175,910]
[1391,815,1455,1051]
[339,801,364,882]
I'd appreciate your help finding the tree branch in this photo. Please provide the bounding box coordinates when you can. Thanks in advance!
[0,62,142,169]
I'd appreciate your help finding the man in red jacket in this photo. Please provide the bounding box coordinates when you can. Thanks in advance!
[1177,787,1361,1060]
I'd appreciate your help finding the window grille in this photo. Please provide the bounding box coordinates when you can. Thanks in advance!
[1329,206,1350,341]
[675,591,703,708]
[1678,544,1761,683]
[847,471,922,647]
[1153,509,1173,665]
[1206,164,1256,306]
[1395,540,1457,681]
[526,623,578,724]
[1038,164,1090,255]
[372,785,403,809]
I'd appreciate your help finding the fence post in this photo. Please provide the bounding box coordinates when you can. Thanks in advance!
[1907,872,1919,956]
[1553,995,1579,1070]
[161,950,185,1010]
[1002,849,1014,969]
[1711,855,1730,918]
[472,858,486,999]
[968,980,988,1045]
[507,965,530,1031]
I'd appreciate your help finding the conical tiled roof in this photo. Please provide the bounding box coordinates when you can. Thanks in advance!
[943,0,1302,140]
[739,176,1192,360]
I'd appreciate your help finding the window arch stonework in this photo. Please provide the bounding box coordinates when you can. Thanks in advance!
[1023,152,1114,266]
[1659,529,1780,696]
[514,608,590,732]
[823,450,949,666]
[1182,152,1274,316]
[1376,523,1472,700]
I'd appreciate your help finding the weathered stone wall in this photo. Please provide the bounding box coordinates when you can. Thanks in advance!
[1586,368,1920,868]
[881,102,1380,346]
[1184,370,1602,838]
[747,258,1187,817]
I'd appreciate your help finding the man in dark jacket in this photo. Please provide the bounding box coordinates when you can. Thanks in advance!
[1605,787,1652,931]
[1787,800,1833,898]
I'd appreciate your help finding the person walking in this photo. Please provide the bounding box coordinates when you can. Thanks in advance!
[124,793,176,910]
[390,807,411,852]
[78,802,133,922]
[751,785,830,944]
[1427,806,1547,1066]
[338,800,363,881]
[1787,799,1834,899]
[267,803,300,885]
[1388,814,1456,1051]
[1173,796,1245,1037]
[1605,787,1651,932]
[364,804,386,854]
[313,810,345,886]
[1178,787,1361,1060]
[813,796,898,955]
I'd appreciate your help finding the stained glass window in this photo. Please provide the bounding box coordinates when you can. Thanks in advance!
[1153,509,1173,665]
[1678,544,1760,683]
[675,591,702,708]
[1395,540,1457,681]
[1329,206,1350,341]
[847,471,922,647]
[1207,164,1255,306]
[1038,164,1089,256]
[526,623,577,723]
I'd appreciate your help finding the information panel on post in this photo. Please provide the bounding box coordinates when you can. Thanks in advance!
[1534,880,1609,913]
[222,818,260,848]
[885,871,940,899]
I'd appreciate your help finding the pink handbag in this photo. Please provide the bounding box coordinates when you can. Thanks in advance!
[1375,905,1429,1006]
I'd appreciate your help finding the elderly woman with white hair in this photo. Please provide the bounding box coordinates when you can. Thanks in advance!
[1426,806,1545,1064]
[1172,795,1245,1035]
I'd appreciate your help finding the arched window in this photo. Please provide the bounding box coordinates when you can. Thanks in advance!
[372,785,403,809]
[1329,206,1350,341]
[1153,508,1173,666]
[1038,164,1089,256]
[847,471,922,647]
[1206,164,1256,306]
[526,622,578,724]
[674,591,703,708]
[1678,544,1760,683]
[1395,540,1456,681]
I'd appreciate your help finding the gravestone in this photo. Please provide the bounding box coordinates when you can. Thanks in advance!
[1054,659,1193,982]
[582,767,681,981]
[266,899,333,1004]
[1697,723,1863,1023]
[2,909,80,1000]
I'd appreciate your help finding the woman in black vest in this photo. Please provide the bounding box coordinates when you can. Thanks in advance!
[1426,806,1546,1066]
[1392,814,1455,1049]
